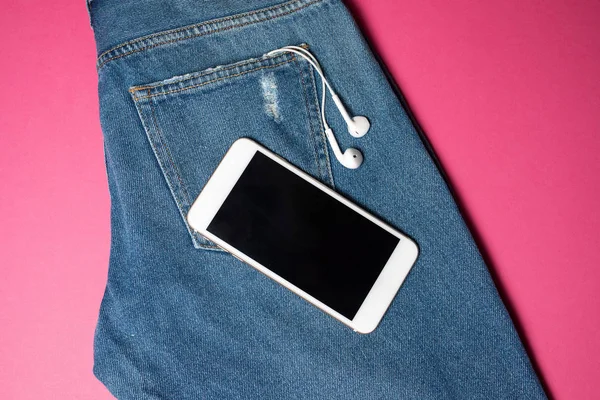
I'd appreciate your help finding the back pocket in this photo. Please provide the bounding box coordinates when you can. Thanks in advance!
[130,47,334,250]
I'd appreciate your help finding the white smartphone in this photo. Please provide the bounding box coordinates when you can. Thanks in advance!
[187,138,418,333]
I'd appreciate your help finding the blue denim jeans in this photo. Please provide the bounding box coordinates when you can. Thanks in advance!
[89,0,546,398]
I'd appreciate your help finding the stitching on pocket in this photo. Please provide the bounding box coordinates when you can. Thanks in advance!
[131,47,325,251]
[133,59,295,101]
[148,92,193,206]
[131,58,269,92]
[292,55,335,188]
[97,0,325,70]
[130,45,310,101]
[306,59,335,187]
[138,91,221,250]
[294,58,322,181]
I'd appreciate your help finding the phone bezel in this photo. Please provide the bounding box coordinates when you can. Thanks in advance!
[187,138,418,333]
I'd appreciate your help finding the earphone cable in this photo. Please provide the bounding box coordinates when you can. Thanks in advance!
[267,46,333,131]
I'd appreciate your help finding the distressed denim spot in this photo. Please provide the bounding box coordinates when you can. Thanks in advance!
[260,73,281,122]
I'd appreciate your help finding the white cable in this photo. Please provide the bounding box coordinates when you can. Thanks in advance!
[266,45,369,169]
[267,46,334,130]
[273,46,330,130]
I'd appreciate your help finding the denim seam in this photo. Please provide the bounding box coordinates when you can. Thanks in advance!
[96,0,325,70]
[306,62,335,188]
[132,59,295,100]
[148,94,194,208]
[97,0,317,60]
[129,50,302,94]
[142,92,220,250]
[294,57,323,182]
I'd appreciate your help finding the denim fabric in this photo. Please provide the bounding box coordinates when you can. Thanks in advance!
[89,0,546,398]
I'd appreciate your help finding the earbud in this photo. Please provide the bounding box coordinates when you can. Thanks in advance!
[331,94,370,138]
[348,116,371,137]
[325,128,363,169]
[267,45,369,169]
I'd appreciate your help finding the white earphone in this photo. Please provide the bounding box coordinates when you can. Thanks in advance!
[267,46,370,169]
[325,127,363,169]
[331,94,370,138]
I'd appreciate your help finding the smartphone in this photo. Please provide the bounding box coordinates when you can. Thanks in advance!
[187,138,418,333]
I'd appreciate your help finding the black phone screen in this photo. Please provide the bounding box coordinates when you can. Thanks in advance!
[207,152,400,319]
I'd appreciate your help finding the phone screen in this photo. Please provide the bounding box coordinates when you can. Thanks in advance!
[207,152,400,319]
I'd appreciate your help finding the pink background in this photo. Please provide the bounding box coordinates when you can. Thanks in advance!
[1,0,598,398]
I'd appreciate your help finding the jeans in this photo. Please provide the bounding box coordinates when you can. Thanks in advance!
[89,0,546,398]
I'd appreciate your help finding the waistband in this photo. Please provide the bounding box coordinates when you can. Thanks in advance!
[89,0,325,60]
